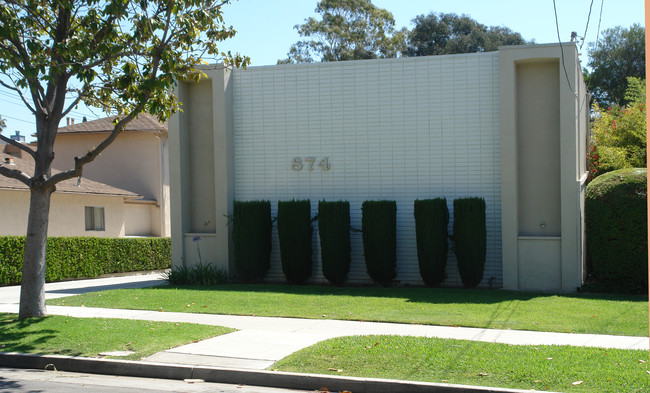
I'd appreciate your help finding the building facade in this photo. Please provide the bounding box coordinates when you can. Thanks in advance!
[169,43,589,291]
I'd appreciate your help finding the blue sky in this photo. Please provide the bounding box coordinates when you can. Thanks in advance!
[0,0,645,139]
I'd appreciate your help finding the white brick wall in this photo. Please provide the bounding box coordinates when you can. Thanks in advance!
[232,52,502,287]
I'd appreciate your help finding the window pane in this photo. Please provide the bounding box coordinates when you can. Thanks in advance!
[95,207,105,231]
[85,206,94,230]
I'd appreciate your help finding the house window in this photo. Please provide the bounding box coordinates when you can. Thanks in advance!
[85,206,105,231]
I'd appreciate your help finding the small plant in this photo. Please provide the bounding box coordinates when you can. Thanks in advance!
[414,198,449,286]
[318,200,351,285]
[362,200,396,286]
[453,197,486,288]
[164,236,229,285]
[164,263,229,286]
[232,200,272,283]
[277,200,313,284]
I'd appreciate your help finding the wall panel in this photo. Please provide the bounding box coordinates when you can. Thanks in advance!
[232,53,502,287]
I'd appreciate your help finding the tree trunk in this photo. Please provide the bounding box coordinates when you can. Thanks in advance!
[18,186,53,318]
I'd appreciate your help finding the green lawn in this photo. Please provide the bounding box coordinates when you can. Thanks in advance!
[274,335,649,393]
[48,284,649,336]
[0,313,233,361]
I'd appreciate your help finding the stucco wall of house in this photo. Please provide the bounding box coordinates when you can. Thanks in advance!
[0,190,127,237]
[124,202,158,237]
[52,132,170,237]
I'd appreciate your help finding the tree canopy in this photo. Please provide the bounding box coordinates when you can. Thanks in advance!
[588,77,646,180]
[405,12,528,57]
[586,24,645,106]
[278,0,406,64]
[0,0,247,318]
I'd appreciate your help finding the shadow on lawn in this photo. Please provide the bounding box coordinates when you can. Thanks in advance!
[150,283,648,305]
[0,314,81,357]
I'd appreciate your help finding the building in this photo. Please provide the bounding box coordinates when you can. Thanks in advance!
[0,151,141,237]
[169,43,589,291]
[51,114,170,237]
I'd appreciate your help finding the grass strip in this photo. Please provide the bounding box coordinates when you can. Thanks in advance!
[273,335,649,393]
[48,284,649,337]
[0,313,233,361]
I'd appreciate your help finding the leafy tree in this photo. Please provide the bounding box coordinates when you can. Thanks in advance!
[279,0,406,64]
[588,77,646,179]
[586,24,645,106]
[0,0,248,318]
[405,13,527,57]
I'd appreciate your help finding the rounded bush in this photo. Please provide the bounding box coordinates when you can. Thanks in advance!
[585,168,647,293]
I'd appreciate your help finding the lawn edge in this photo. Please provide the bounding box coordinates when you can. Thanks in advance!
[0,351,558,393]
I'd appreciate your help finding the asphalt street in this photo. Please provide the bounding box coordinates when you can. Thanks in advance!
[0,367,315,393]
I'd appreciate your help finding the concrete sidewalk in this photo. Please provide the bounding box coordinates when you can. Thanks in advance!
[0,271,167,304]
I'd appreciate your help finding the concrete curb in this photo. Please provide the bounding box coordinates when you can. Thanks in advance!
[0,352,560,393]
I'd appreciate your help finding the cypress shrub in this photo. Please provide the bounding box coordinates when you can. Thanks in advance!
[585,168,647,293]
[414,198,449,286]
[318,200,351,285]
[362,200,396,286]
[0,236,170,286]
[277,200,313,284]
[232,200,272,283]
[453,197,486,288]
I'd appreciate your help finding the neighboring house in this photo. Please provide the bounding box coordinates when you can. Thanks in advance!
[169,43,589,291]
[51,114,170,237]
[0,151,141,237]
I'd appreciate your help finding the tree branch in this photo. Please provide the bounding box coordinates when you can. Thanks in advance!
[0,163,32,186]
[0,133,36,159]
[0,78,36,114]
[44,99,148,187]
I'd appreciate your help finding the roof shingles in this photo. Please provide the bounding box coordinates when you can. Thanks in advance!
[0,152,140,198]
[56,113,166,135]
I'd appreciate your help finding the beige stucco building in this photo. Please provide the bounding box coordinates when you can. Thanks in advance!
[0,151,141,237]
[51,114,170,237]
[169,43,589,291]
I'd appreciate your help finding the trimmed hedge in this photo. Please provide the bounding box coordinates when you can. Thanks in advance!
[414,198,449,286]
[318,200,351,285]
[277,200,313,284]
[453,197,486,288]
[362,200,397,286]
[0,236,170,286]
[232,200,272,283]
[585,168,647,293]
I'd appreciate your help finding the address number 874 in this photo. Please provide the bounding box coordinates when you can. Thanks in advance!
[292,157,330,172]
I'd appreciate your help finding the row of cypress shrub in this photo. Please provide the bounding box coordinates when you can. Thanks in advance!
[232,198,486,287]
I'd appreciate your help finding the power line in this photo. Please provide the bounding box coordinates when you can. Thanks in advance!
[1,113,34,126]
[580,0,595,49]
[595,0,605,47]
[552,0,577,96]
